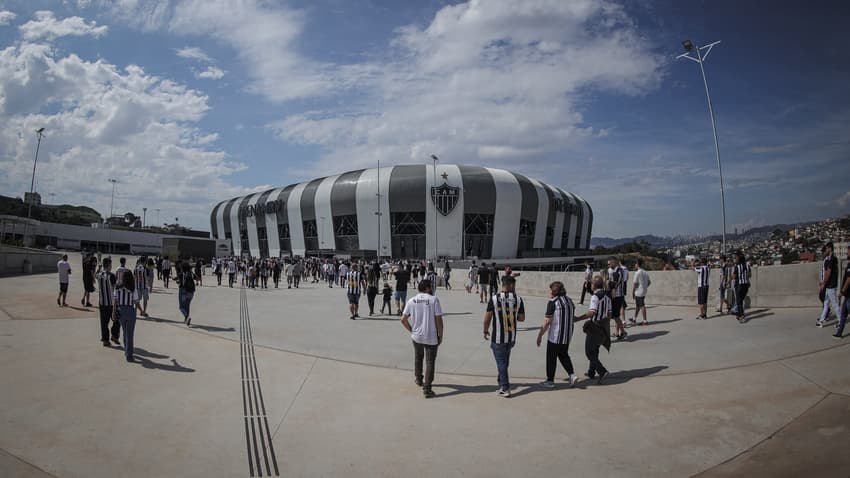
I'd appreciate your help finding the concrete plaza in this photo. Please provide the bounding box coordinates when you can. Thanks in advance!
[1,255,849,477]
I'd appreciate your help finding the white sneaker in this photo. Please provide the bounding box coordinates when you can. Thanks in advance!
[569,375,578,387]
[539,381,555,388]
[498,388,511,397]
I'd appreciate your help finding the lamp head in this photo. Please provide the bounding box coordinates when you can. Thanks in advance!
[35,127,45,133]
[430,154,439,161]
[682,39,694,52]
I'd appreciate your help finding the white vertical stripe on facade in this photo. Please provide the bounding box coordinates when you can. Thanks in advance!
[264,187,287,258]
[486,167,522,259]
[562,190,579,249]
[575,194,591,249]
[528,178,549,249]
[245,192,264,257]
[355,166,393,256]
[551,188,565,249]
[214,201,227,240]
[229,197,243,256]
[287,182,308,257]
[314,175,340,251]
[424,164,464,259]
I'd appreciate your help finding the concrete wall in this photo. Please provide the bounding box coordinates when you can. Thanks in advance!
[512,261,839,308]
[0,246,62,277]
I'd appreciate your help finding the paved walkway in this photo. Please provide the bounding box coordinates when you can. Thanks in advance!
[1,255,849,477]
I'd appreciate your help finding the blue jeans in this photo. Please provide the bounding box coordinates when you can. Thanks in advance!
[178,289,194,319]
[836,297,849,336]
[490,342,514,390]
[820,288,839,322]
[118,305,136,360]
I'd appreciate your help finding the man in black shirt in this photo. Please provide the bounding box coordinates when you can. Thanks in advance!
[818,242,839,327]
[478,265,491,304]
[833,244,850,338]
[394,265,411,316]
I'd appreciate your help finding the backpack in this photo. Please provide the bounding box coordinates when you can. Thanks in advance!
[183,272,196,292]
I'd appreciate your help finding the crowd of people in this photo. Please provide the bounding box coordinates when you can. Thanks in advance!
[54,243,849,394]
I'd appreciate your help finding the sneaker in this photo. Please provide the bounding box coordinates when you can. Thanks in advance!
[833,333,843,339]
[415,379,423,387]
[597,371,609,384]
[616,331,627,341]
[111,337,121,345]
[102,341,110,347]
[816,320,825,328]
[423,389,435,398]
[539,381,555,388]
[569,375,578,387]
[584,372,596,380]
[350,316,355,320]
[695,316,703,320]
[498,388,511,397]
[186,317,191,326]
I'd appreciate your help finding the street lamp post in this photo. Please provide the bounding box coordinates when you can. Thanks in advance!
[319,216,326,252]
[142,207,147,228]
[430,154,439,262]
[23,127,45,250]
[677,39,727,255]
[376,159,382,259]
[108,178,118,253]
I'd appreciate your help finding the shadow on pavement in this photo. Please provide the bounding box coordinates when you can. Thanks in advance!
[744,311,775,321]
[137,314,235,332]
[132,347,195,373]
[643,318,683,325]
[623,330,669,342]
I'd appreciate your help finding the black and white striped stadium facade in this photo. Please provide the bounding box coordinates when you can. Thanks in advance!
[210,164,592,260]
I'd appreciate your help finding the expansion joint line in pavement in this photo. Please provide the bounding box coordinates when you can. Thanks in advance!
[240,286,280,477]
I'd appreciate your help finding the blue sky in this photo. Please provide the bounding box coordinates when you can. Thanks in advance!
[0,0,848,236]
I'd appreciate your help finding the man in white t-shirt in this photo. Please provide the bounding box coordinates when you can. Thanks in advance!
[400,279,444,398]
[631,259,651,326]
[57,255,72,307]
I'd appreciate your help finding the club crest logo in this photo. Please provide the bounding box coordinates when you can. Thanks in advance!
[431,181,460,216]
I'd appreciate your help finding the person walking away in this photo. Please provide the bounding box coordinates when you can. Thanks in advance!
[338,262,349,287]
[443,261,452,290]
[115,257,129,287]
[97,258,120,346]
[134,258,150,317]
[381,282,393,315]
[537,281,578,388]
[426,265,439,295]
[227,258,237,287]
[214,258,223,286]
[467,261,478,294]
[394,265,411,316]
[146,258,156,294]
[194,259,204,287]
[575,276,612,384]
[606,257,627,340]
[694,258,710,320]
[832,244,850,338]
[483,276,525,397]
[57,254,72,307]
[818,242,839,328]
[285,260,294,288]
[631,259,650,325]
[161,257,171,288]
[293,260,303,288]
[346,264,366,320]
[488,262,500,299]
[580,261,592,305]
[478,264,491,304]
[400,279,443,398]
[272,259,281,288]
[717,255,731,314]
[731,251,751,324]
[366,264,380,316]
[113,272,138,362]
[178,262,196,326]
[81,253,96,307]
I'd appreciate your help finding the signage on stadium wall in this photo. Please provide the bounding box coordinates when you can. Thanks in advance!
[240,199,285,217]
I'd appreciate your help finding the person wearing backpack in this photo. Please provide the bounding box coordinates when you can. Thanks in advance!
[178,261,196,326]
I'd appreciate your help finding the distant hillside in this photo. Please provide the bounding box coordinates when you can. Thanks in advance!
[591,220,820,249]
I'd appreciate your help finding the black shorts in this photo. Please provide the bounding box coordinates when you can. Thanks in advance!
[697,286,709,305]
[59,282,68,293]
[635,296,645,308]
[347,293,360,305]
[611,296,624,318]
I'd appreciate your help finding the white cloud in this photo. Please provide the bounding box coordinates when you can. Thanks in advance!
[0,40,249,229]
[175,46,213,63]
[196,65,224,79]
[837,191,850,208]
[0,10,16,26]
[19,10,108,41]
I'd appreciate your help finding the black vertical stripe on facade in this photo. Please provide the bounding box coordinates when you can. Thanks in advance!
[585,200,593,248]
[236,194,255,244]
[331,169,365,216]
[572,194,585,249]
[511,173,538,222]
[272,184,296,255]
[299,177,325,222]
[457,165,496,215]
[388,165,426,212]
[560,188,583,249]
[540,183,558,249]
[222,197,242,241]
[254,189,277,258]
[210,201,223,238]
[554,188,573,248]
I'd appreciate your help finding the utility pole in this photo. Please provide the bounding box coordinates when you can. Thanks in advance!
[23,128,45,251]
[108,178,118,253]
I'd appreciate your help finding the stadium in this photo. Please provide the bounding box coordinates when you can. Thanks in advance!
[210,164,592,260]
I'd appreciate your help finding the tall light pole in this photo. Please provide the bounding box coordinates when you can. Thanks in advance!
[142,207,147,228]
[155,208,161,228]
[23,127,45,250]
[108,178,118,253]
[677,39,727,255]
[319,216,326,252]
[375,159,383,259]
[430,154,439,262]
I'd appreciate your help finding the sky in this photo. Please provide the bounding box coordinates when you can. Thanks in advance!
[0,0,848,237]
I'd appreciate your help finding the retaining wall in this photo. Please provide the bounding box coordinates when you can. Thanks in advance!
[0,246,62,277]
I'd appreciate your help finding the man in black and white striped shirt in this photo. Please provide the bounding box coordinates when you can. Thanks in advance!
[732,251,751,323]
[537,281,578,388]
[577,276,612,384]
[717,255,732,315]
[483,276,525,397]
[694,258,710,320]
[96,258,120,347]
[426,265,438,295]
[606,257,627,340]
[346,264,366,320]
